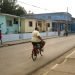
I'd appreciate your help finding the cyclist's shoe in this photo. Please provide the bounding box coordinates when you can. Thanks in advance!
[41,54,43,56]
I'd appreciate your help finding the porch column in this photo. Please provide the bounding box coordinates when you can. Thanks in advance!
[46,21,48,37]
[18,17,21,33]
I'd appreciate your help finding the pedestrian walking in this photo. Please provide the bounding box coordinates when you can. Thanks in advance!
[58,29,60,36]
[64,30,68,36]
[0,30,2,45]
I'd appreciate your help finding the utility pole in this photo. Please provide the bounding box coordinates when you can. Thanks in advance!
[66,7,68,36]
[46,22,48,37]
[65,7,68,36]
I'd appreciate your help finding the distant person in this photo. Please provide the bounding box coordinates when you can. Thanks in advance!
[0,30,2,45]
[64,30,68,36]
[62,30,65,36]
[65,30,68,36]
[58,29,60,36]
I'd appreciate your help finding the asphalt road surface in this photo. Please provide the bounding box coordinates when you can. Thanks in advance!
[0,35,75,75]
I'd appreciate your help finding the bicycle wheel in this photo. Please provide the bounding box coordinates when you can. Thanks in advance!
[32,50,37,61]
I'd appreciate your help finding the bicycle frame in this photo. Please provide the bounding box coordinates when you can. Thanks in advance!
[31,43,43,61]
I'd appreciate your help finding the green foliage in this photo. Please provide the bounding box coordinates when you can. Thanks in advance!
[0,0,27,16]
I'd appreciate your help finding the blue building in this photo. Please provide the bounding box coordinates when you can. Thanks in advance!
[71,18,75,32]
[34,12,72,32]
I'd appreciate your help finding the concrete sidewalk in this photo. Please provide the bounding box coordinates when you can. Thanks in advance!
[46,48,75,75]
[0,36,58,47]
[0,39,31,47]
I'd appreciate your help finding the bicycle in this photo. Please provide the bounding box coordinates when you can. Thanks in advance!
[31,43,44,61]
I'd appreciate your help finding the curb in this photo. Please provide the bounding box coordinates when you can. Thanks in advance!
[0,41,31,48]
[0,36,58,48]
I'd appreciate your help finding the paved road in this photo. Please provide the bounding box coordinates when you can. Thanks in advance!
[31,47,75,75]
[0,35,75,75]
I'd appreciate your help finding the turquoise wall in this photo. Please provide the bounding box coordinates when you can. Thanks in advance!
[6,16,19,34]
[0,15,19,34]
[0,15,7,34]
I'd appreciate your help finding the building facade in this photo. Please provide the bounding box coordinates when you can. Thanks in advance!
[71,18,75,32]
[20,16,52,33]
[0,13,20,34]
[1,12,75,34]
[34,12,72,32]
[0,13,52,34]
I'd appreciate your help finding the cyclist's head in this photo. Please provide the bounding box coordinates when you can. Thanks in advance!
[35,27,39,31]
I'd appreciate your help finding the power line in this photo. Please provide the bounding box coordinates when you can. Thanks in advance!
[18,0,50,11]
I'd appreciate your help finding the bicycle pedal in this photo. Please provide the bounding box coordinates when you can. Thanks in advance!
[41,54,43,56]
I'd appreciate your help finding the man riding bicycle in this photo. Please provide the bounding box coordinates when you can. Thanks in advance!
[31,27,45,56]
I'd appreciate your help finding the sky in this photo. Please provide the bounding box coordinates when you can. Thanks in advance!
[17,0,75,17]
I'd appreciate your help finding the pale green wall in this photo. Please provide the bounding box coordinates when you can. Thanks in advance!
[0,14,19,34]
[0,15,7,34]
[6,16,19,34]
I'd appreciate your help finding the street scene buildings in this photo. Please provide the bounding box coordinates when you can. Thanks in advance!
[0,9,75,75]
[0,0,75,75]
[0,12,75,34]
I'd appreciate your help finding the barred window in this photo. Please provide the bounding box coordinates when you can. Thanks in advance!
[29,21,32,27]
[14,18,18,24]
[7,20,12,26]
[47,23,50,27]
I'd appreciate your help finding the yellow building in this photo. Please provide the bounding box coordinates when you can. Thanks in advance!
[20,16,52,33]
[20,18,36,33]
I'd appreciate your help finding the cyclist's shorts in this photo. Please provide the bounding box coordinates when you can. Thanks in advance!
[32,41,45,49]
[32,42,41,48]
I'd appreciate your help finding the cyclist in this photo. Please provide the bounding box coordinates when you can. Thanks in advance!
[31,27,45,56]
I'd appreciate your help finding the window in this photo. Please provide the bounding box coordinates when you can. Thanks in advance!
[29,21,32,27]
[14,18,18,24]
[7,20,12,26]
[47,23,50,27]
[38,21,42,27]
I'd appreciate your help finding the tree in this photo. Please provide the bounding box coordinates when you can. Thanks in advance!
[0,0,27,16]
[15,5,27,16]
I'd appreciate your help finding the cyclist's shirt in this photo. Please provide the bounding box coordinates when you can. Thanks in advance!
[31,30,41,42]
